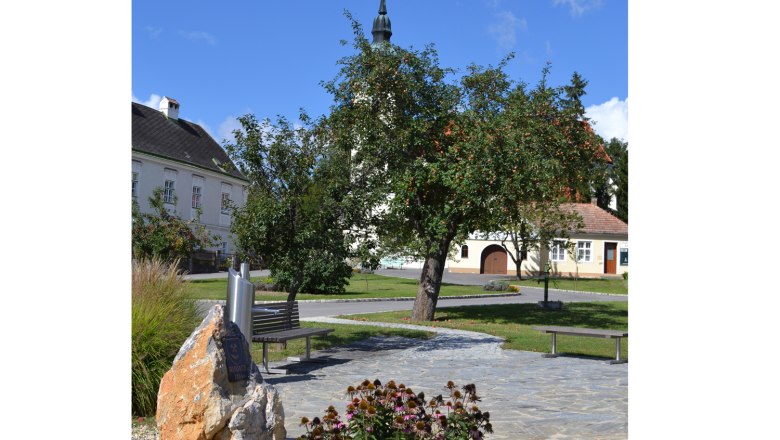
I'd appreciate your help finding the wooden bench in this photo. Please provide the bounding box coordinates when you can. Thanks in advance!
[251,301,334,374]
[532,325,628,364]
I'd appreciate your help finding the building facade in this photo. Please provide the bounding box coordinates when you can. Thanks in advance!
[447,201,628,278]
[132,97,248,264]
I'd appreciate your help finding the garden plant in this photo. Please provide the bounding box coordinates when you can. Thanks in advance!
[298,379,492,439]
[131,257,200,416]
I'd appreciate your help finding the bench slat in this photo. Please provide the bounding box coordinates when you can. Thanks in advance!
[252,328,335,343]
[532,325,627,338]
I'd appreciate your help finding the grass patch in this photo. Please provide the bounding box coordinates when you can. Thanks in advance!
[343,301,628,360]
[184,274,498,301]
[515,277,628,295]
[249,321,435,363]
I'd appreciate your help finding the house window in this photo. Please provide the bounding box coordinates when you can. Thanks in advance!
[132,160,142,199]
[221,192,231,214]
[191,186,202,209]
[576,241,593,262]
[461,245,469,259]
[132,172,139,198]
[221,183,232,214]
[164,180,175,203]
[163,168,177,204]
[549,240,567,262]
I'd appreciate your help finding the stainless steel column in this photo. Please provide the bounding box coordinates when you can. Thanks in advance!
[226,267,254,341]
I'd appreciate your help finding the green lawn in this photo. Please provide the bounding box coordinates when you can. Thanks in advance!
[184,273,502,301]
[515,276,628,295]
[343,301,628,360]
[249,321,435,363]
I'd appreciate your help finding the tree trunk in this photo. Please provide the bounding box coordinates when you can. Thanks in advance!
[515,256,524,281]
[411,250,448,321]
[286,270,303,302]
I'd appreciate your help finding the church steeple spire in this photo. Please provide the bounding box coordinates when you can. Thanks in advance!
[371,0,392,44]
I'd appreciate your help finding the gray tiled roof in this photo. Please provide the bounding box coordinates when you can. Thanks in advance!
[132,102,246,181]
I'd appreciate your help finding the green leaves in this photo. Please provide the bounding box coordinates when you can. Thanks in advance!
[131,189,218,262]
[225,112,355,297]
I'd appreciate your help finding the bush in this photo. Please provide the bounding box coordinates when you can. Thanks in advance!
[254,278,283,292]
[132,258,200,416]
[622,271,628,281]
[273,256,354,295]
[508,284,520,293]
[482,280,509,292]
[297,379,492,439]
[132,189,218,262]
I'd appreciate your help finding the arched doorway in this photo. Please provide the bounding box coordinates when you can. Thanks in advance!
[480,245,507,274]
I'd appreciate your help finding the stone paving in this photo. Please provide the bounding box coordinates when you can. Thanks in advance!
[263,318,627,440]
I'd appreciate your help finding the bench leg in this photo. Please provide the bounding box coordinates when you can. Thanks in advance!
[542,332,560,358]
[260,343,288,375]
[609,337,628,364]
[288,336,327,363]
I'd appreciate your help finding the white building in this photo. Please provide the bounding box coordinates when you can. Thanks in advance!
[132,97,248,266]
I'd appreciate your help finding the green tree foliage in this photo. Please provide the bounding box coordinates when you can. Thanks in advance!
[607,138,628,222]
[325,16,603,320]
[589,137,628,222]
[225,112,355,299]
[132,188,217,262]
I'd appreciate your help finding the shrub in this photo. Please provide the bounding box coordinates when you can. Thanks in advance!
[482,280,509,292]
[297,379,493,439]
[254,278,283,292]
[132,189,218,262]
[622,271,628,281]
[508,284,521,293]
[132,258,200,416]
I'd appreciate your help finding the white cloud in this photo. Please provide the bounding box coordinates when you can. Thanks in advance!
[179,30,216,46]
[145,26,162,39]
[218,115,243,144]
[132,93,161,109]
[585,97,628,142]
[552,0,603,17]
[545,40,554,57]
[488,11,527,50]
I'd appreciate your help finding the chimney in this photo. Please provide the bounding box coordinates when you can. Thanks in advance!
[159,96,180,120]
[591,197,598,205]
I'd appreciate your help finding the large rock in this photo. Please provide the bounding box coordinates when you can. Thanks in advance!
[156,305,285,440]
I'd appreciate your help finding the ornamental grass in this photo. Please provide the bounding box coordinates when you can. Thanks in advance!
[131,258,200,416]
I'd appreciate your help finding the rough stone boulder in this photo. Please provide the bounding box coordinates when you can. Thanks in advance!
[156,305,286,440]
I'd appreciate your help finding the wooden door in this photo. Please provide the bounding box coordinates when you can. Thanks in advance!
[604,242,617,274]
[481,245,507,274]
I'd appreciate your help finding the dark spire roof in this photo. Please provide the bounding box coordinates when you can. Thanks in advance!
[371,0,392,44]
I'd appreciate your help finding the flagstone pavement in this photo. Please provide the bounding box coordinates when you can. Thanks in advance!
[264,318,628,440]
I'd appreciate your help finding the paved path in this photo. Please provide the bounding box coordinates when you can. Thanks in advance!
[264,318,628,440]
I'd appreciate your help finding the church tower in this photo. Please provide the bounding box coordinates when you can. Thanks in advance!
[371,0,392,44]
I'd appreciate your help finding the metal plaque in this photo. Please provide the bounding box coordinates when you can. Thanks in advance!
[223,335,250,382]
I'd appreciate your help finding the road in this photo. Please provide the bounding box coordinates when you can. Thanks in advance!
[297,287,625,318]
[191,267,627,318]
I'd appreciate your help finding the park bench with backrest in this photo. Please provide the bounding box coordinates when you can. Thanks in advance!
[532,325,628,364]
[252,301,334,374]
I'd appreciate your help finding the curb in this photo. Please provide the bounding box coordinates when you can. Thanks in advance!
[521,285,627,297]
[195,292,522,305]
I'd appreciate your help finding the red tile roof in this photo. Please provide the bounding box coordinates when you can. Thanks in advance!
[562,202,627,235]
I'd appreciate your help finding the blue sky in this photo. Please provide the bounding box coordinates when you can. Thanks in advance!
[132,0,627,144]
